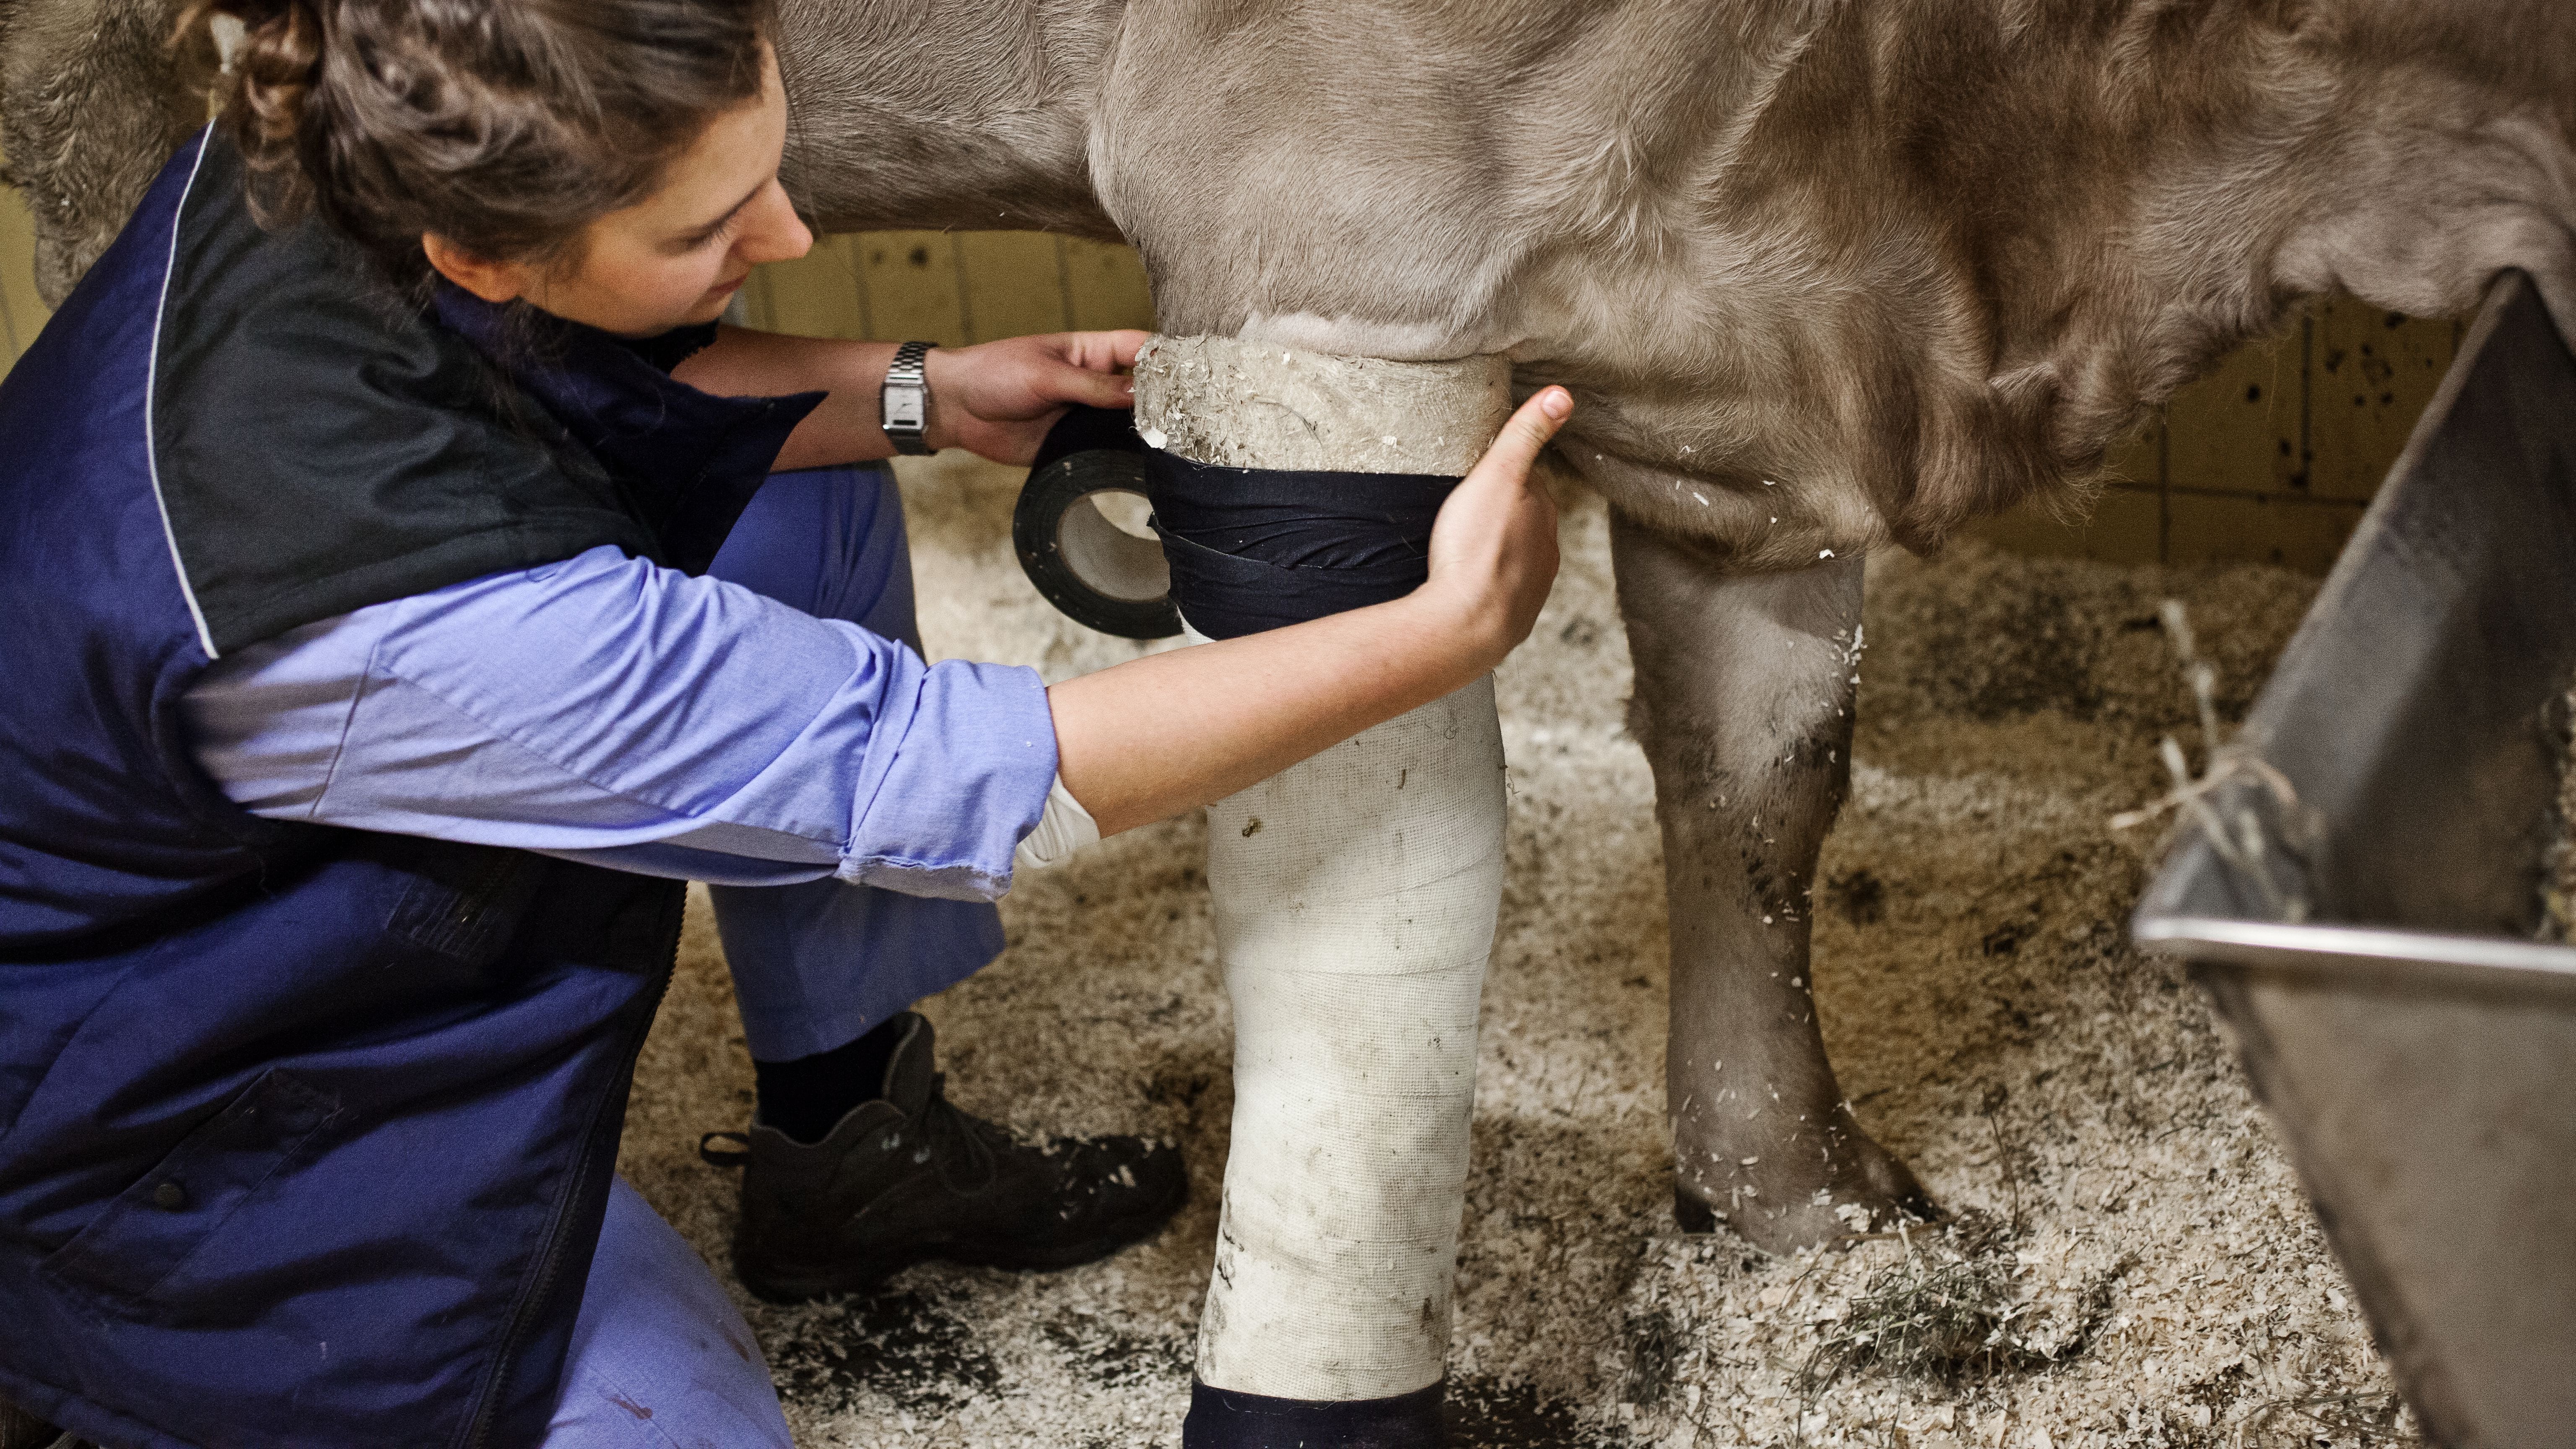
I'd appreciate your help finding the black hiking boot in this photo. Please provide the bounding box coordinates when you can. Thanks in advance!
[722,1013,1186,1303]
[0,1397,79,1449]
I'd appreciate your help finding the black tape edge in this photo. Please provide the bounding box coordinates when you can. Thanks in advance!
[1182,1378,1445,1449]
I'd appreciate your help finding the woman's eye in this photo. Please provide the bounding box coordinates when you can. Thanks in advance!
[683,215,741,252]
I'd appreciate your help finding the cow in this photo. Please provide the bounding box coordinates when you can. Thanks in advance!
[7,0,2573,1440]
[732,0,2576,1255]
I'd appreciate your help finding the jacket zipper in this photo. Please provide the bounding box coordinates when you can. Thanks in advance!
[456,898,680,1449]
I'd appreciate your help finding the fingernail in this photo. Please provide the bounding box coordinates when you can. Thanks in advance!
[1539,388,1571,420]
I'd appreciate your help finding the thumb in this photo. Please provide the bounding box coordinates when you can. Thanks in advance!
[1464,387,1573,488]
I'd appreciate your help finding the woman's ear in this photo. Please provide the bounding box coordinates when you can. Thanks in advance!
[422,234,530,304]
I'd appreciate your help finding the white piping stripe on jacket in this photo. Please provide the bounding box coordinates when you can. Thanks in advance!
[142,128,223,661]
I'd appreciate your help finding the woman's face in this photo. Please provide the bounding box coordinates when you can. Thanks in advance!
[426,47,813,338]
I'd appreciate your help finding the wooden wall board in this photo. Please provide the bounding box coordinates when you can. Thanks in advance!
[1058,237,1156,334]
[2163,490,2366,576]
[0,161,49,380]
[742,232,1156,349]
[2164,320,2304,497]
[1966,482,2163,567]
[2306,299,2456,502]
[738,233,870,340]
[1978,300,2457,574]
[955,232,1074,339]
[849,230,970,348]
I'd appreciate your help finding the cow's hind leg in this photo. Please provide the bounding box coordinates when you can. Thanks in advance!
[1611,513,1934,1254]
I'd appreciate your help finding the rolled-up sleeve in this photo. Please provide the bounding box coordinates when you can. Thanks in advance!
[182,545,1058,901]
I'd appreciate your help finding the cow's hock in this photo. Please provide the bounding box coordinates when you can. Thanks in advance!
[1134,339,1510,1427]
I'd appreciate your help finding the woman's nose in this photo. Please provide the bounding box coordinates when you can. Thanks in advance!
[737,180,813,266]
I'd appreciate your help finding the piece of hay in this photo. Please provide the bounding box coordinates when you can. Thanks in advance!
[1796,1214,2123,1404]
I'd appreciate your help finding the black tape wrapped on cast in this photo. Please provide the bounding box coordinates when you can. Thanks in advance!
[1144,451,1458,640]
[1013,405,1463,643]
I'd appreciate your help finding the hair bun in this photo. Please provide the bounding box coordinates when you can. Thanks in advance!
[234,0,324,145]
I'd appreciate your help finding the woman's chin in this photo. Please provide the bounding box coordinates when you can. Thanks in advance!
[600,298,730,338]
[684,290,740,325]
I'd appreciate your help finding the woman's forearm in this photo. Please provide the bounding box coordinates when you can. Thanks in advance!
[1046,597,1497,838]
[673,327,1149,470]
[672,326,900,469]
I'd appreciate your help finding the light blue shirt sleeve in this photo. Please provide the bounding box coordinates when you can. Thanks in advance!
[181,545,1058,902]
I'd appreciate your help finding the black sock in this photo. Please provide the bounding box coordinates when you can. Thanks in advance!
[753,1015,909,1145]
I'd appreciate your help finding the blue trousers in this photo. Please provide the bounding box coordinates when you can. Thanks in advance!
[547,1178,794,1446]
[540,467,1007,1445]
[699,465,1007,1061]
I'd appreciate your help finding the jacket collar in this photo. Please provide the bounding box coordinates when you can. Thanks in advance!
[431,285,823,573]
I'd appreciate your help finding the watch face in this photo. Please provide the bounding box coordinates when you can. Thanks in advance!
[884,386,927,431]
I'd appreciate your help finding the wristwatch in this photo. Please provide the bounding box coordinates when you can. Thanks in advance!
[880,340,935,455]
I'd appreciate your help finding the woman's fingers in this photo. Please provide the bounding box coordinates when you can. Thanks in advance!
[1442,388,1571,538]
[1050,358,1139,408]
[1041,329,1152,374]
[1083,329,1153,371]
[1463,387,1573,490]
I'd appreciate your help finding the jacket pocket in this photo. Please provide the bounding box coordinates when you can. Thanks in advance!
[383,840,543,965]
[42,1068,340,1304]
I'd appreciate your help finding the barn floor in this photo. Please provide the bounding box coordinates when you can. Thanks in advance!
[615,455,2421,1449]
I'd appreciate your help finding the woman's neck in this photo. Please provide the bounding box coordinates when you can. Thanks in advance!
[774,0,1125,239]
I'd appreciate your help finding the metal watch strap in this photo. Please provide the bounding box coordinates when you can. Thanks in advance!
[881,340,935,455]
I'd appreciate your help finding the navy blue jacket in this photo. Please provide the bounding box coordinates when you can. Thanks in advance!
[0,132,812,1448]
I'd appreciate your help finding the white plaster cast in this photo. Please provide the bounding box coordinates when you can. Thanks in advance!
[1194,666,1503,1400]
[1136,338,1512,1402]
[1132,335,1510,477]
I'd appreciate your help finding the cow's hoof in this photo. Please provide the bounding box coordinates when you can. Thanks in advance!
[1184,1379,1445,1449]
[1674,1111,1939,1255]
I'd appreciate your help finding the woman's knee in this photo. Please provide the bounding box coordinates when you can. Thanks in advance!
[710,465,917,645]
[544,1179,793,1449]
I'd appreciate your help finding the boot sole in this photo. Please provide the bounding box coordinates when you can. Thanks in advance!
[738,1188,1186,1304]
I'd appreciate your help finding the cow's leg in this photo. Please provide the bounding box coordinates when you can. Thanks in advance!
[1610,512,1934,1254]
[1132,338,1512,1448]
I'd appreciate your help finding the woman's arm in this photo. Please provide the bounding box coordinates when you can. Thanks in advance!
[672,327,1148,469]
[1049,387,1571,836]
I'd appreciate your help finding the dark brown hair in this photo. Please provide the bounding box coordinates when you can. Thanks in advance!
[184,0,774,282]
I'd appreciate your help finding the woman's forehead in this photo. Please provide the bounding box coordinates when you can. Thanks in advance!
[619,49,787,235]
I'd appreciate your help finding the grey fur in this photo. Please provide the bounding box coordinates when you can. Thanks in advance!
[0,0,208,305]
[7,0,2571,1252]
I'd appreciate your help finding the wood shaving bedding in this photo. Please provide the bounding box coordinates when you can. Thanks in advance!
[616,456,2415,1447]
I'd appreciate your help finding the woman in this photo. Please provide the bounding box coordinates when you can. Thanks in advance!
[0,0,1565,1445]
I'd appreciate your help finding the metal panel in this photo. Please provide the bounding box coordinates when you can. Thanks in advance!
[2135,272,2576,1448]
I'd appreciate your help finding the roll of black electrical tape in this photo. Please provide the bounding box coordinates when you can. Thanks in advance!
[1013,406,1182,639]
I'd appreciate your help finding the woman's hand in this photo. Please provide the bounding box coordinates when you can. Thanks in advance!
[1413,387,1570,669]
[924,331,1149,464]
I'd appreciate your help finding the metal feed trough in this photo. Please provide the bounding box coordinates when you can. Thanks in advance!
[2133,271,2576,1447]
